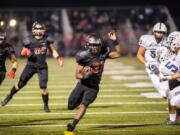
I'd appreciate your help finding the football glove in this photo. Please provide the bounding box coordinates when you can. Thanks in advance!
[21,48,31,57]
[145,62,159,74]
[8,68,16,79]
[57,56,64,67]
[82,66,92,79]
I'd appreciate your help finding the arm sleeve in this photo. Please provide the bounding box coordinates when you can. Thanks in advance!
[101,45,110,58]
[22,37,31,48]
[7,44,15,55]
[47,35,54,44]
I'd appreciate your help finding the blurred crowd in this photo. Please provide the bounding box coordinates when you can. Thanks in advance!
[0,6,171,57]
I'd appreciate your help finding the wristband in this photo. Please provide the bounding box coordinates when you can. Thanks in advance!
[12,68,16,73]
[56,56,63,60]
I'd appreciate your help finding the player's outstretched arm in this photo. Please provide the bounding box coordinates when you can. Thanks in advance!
[49,44,64,67]
[8,54,18,79]
[171,73,180,80]
[108,31,121,58]
[136,46,147,65]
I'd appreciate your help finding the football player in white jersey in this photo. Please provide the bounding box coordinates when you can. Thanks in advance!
[158,31,180,125]
[137,22,168,97]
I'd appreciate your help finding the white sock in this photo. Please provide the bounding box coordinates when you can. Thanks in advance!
[169,113,176,121]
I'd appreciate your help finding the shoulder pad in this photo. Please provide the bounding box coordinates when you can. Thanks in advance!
[6,44,15,54]
[46,34,54,44]
[76,51,88,65]
[139,35,152,47]
[22,36,31,47]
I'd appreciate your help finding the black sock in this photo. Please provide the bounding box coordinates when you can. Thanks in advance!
[6,86,18,100]
[176,109,180,115]
[42,94,49,107]
[72,118,79,126]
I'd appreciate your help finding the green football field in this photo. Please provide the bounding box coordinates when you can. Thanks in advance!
[0,57,179,135]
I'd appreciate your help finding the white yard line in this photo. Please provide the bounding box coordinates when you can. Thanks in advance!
[1,102,167,107]
[105,65,135,69]
[10,123,151,128]
[0,111,167,117]
[0,84,149,89]
[124,82,153,88]
[111,75,148,80]
[104,70,146,75]
[0,89,155,94]
[0,95,144,99]
[141,92,162,98]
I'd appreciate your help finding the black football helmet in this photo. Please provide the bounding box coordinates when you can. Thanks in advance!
[32,21,46,38]
[86,34,102,54]
[0,29,6,45]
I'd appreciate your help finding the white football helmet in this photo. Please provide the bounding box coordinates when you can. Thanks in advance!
[156,46,172,63]
[167,31,180,52]
[153,22,167,33]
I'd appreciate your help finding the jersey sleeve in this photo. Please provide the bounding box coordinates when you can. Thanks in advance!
[175,51,180,65]
[75,51,87,66]
[138,35,148,48]
[7,44,15,55]
[22,37,31,48]
[46,35,54,44]
[100,45,110,58]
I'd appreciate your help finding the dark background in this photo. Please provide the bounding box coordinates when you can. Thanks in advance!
[0,0,178,24]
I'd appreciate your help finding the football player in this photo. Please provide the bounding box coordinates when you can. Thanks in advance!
[0,28,18,85]
[158,31,180,125]
[1,22,64,112]
[66,31,121,132]
[137,22,168,97]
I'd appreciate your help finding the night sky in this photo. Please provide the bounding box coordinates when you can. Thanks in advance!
[0,0,178,27]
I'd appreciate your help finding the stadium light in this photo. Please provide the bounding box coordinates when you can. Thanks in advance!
[9,19,17,27]
[0,20,4,26]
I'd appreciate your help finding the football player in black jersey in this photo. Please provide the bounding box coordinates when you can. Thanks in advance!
[0,29,18,85]
[66,32,121,131]
[1,22,64,112]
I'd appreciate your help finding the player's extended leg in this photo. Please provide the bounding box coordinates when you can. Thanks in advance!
[1,65,35,106]
[166,99,177,125]
[38,67,49,112]
[67,85,98,131]
[0,71,6,85]
[67,82,85,131]
[169,81,180,121]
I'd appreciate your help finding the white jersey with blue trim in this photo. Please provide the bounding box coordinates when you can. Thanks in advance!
[138,35,166,63]
[159,52,180,81]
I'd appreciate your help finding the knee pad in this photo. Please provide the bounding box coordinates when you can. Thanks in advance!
[40,84,47,89]
[39,80,47,89]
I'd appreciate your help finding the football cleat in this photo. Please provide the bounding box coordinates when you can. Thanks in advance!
[44,105,50,112]
[166,120,177,125]
[1,99,9,106]
[67,123,76,131]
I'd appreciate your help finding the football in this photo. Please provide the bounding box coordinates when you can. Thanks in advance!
[82,66,93,79]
